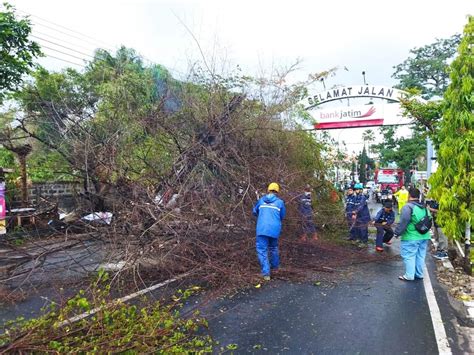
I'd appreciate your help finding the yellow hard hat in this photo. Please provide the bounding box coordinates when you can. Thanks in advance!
[267,182,280,193]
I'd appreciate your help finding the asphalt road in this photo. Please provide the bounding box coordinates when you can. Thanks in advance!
[205,199,472,354]
[1,199,471,353]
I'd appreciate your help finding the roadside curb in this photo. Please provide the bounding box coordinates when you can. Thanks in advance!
[433,251,474,326]
[445,290,474,327]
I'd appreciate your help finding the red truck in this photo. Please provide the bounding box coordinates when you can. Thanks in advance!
[375,168,404,191]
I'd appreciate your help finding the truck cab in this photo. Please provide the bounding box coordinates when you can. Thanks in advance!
[375,168,404,193]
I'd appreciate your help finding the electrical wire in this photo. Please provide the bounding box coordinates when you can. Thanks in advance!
[17,8,116,52]
[31,35,95,59]
[19,9,189,79]
[32,21,115,52]
[40,45,87,63]
[33,29,96,53]
[40,53,84,68]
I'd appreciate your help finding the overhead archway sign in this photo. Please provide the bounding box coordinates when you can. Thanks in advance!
[301,85,411,130]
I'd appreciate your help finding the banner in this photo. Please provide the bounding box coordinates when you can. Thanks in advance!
[308,103,411,129]
[0,182,5,235]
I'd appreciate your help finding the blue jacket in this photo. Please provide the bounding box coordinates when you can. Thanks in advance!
[374,208,395,225]
[345,194,357,217]
[353,194,371,222]
[298,192,313,216]
[253,193,286,238]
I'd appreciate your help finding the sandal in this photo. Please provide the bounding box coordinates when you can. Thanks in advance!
[398,275,413,281]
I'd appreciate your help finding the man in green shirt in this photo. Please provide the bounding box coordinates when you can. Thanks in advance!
[394,188,432,281]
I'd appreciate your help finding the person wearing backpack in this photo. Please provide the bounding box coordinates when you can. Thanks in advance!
[394,188,433,281]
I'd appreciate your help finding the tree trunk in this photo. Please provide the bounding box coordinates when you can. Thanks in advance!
[464,221,472,275]
[18,153,28,207]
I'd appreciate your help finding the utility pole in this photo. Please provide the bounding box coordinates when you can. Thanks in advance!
[362,71,367,85]
[426,137,434,178]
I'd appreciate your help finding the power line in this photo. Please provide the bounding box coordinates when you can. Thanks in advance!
[40,45,87,63]
[33,21,114,52]
[33,30,96,53]
[41,54,84,67]
[17,8,116,51]
[21,9,187,79]
[31,35,95,59]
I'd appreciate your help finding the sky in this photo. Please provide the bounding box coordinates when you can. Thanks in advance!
[8,0,473,153]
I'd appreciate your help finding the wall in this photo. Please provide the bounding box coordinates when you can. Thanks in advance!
[27,182,83,211]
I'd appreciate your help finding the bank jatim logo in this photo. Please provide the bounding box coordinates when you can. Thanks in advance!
[319,106,376,120]
[356,106,376,118]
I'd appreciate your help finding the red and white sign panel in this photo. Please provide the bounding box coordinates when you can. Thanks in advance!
[0,182,5,234]
[309,103,411,130]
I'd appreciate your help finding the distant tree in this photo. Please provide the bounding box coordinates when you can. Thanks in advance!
[350,160,356,183]
[392,34,461,99]
[358,146,368,184]
[428,17,473,272]
[0,3,41,103]
[371,126,426,174]
[362,129,375,156]
[0,111,32,206]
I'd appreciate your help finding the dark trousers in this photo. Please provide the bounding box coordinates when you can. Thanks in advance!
[375,225,394,247]
[301,214,317,234]
[347,216,357,240]
[354,221,369,243]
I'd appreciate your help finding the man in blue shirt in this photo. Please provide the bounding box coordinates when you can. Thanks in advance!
[253,182,286,281]
[373,202,395,252]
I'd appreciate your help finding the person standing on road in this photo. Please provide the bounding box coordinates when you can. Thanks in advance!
[298,185,318,242]
[426,197,449,260]
[252,182,286,281]
[394,188,432,281]
[394,185,409,214]
[372,202,395,252]
[345,186,357,241]
[352,183,370,245]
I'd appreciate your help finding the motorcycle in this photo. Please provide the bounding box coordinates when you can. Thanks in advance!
[380,190,392,205]
[362,188,370,198]
[375,191,382,203]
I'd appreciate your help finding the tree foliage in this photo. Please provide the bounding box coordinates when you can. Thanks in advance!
[429,16,473,240]
[0,2,41,103]
[10,45,331,217]
[358,146,368,184]
[392,34,461,99]
[16,47,178,190]
[371,126,426,173]
[0,273,212,353]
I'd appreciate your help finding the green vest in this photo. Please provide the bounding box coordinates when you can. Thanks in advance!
[401,204,432,241]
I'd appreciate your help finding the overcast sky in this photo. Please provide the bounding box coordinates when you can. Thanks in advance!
[9,0,473,151]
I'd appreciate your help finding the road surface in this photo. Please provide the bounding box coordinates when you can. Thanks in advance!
[204,200,472,354]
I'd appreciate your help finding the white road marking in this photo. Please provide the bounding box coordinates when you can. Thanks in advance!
[423,265,452,354]
[59,272,189,326]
